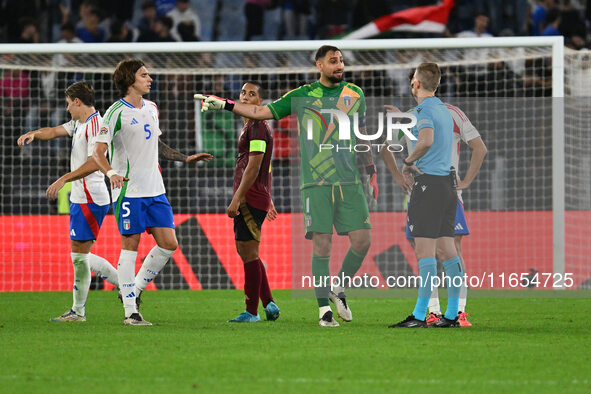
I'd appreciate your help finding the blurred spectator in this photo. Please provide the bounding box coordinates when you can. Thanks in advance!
[137,1,158,37]
[352,69,393,97]
[0,66,30,114]
[201,74,237,167]
[541,7,561,35]
[560,0,586,42]
[523,57,552,96]
[240,53,270,93]
[177,21,199,41]
[154,0,177,16]
[455,12,493,86]
[106,19,134,42]
[351,0,394,29]
[281,0,311,39]
[76,9,106,42]
[17,17,39,44]
[109,0,135,23]
[0,64,30,165]
[1,0,39,43]
[531,0,556,35]
[58,22,82,43]
[245,0,271,40]
[456,12,493,38]
[315,0,356,39]
[482,61,524,97]
[167,0,201,41]
[138,15,177,42]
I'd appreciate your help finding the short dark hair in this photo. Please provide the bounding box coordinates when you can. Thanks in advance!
[415,62,441,92]
[243,81,264,99]
[157,16,173,30]
[65,81,95,106]
[545,8,561,24]
[113,59,145,97]
[315,45,341,61]
[61,21,75,33]
[141,0,155,10]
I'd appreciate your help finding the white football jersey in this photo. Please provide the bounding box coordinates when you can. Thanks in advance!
[62,111,110,205]
[96,98,165,200]
[393,103,481,200]
[445,103,481,173]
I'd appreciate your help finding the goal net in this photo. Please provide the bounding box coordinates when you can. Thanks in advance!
[0,38,588,292]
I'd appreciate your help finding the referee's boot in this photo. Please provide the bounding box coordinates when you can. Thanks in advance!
[429,316,460,328]
[388,315,427,328]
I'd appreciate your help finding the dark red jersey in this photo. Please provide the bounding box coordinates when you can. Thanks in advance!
[233,119,273,211]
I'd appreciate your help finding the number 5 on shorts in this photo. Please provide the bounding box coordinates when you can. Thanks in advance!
[121,202,130,217]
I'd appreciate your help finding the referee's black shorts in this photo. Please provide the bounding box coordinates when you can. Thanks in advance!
[234,202,267,242]
[408,174,457,239]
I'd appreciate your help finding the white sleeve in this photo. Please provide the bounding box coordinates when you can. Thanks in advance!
[459,114,480,143]
[62,120,77,137]
[149,102,162,137]
[95,115,115,146]
[86,118,101,157]
[449,105,480,143]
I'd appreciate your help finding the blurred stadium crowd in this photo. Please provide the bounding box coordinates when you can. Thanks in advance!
[0,0,589,47]
[0,0,579,215]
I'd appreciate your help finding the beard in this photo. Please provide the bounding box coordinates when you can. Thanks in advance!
[326,74,343,84]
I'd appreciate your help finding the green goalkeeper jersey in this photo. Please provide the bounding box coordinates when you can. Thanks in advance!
[267,80,366,189]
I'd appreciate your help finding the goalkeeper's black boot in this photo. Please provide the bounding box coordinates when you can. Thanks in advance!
[388,315,427,328]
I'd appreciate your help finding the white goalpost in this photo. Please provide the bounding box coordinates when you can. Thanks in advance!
[1,37,587,292]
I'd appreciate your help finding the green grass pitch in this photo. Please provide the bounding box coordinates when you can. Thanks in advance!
[1,290,590,393]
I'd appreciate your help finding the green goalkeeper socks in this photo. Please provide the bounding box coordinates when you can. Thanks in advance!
[312,255,330,307]
[338,247,366,282]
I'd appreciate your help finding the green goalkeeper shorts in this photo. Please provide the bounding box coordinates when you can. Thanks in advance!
[301,183,371,240]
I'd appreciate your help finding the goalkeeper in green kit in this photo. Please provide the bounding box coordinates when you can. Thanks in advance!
[195,45,378,327]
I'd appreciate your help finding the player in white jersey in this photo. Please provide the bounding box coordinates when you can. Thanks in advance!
[382,71,487,327]
[93,59,212,326]
[17,81,119,322]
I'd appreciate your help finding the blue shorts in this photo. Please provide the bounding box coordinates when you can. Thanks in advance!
[406,199,470,239]
[70,202,109,241]
[113,194,175,235]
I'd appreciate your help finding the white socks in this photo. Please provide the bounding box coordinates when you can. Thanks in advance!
[459,282,468,312]
[428,286,442,315]
[88,253,119,287]
[118,249,138,317]
[134,246,174,293]
[71,253,91,316]
[319,305,331,319]
[428,282,469,314]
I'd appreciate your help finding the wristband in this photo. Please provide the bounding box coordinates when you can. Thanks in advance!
[106,170,117,179]
[224,99,235,112]
[403,159,413,166]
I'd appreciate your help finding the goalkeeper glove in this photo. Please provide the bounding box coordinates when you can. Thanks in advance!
[193,94,235,112]
[365,164,378,201]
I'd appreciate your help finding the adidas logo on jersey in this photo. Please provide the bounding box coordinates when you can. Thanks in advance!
[70,229,76,236]
[455,223,464,231]
[130,118,139,125]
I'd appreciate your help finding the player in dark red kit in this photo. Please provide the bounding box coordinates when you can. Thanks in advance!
[227,82,280,323]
